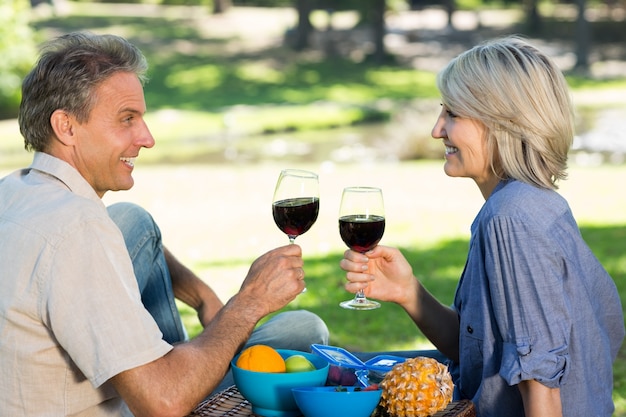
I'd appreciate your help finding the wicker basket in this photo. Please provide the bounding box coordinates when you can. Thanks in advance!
[188,385,475,417]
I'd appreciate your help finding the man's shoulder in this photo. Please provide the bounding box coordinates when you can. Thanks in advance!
[1,175,110,242]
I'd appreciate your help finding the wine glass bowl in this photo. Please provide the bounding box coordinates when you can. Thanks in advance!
[272,169,320,244]
[338,214,385,254]
[338,186,385,310]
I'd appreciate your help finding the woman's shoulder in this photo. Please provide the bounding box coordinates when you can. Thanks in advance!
[479,180,571,227]
[491,180,565,210]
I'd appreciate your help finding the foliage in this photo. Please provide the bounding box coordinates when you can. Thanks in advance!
[0,0,38,119]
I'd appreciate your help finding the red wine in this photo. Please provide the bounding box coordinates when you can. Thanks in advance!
[339,214,385,253]
[273,197,319,238]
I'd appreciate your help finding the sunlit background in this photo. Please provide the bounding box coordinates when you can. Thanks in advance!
[2,0,626,412]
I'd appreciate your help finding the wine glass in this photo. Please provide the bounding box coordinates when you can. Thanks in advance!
[338,186,385,310]
[272,169,320,244]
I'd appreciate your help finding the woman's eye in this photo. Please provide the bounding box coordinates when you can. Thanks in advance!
[446,109,458,118]
[440,104,458,118]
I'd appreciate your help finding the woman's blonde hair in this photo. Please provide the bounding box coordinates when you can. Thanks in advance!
[437,36,574,189]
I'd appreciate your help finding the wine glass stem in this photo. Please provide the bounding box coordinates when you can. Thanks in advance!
[355,289,366,300]
[288,237,296,244]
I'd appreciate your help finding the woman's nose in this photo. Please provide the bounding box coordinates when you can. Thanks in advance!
[431,115,446,140]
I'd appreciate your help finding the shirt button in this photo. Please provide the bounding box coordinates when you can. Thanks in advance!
[466,326,473,334]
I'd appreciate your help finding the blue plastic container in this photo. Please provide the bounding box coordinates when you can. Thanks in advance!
[311,344,407,385]
[292,386,382,417]
[231,349,329,417]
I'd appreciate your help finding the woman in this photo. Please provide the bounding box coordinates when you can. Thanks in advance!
[340,36,624,417]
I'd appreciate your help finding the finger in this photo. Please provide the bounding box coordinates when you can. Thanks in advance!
[344,279,371,293]
[339,258,369,273]
[344,249,368,262]
[345,271,374,284]
[280,243,302,256]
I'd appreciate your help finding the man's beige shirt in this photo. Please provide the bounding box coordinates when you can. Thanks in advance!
[0,152,172,416]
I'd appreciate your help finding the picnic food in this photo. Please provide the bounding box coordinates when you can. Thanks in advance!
[285,354,316,372]
[378,356,453,417]
[327,365,358,386]
[236,345,286,373]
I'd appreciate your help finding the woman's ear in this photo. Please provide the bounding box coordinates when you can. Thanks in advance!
[50,109,76,146]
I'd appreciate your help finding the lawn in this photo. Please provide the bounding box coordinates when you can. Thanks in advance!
[161,161,626,415]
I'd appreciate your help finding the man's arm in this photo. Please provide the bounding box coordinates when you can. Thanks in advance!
[165,247,224,327]
[110,244,306,417]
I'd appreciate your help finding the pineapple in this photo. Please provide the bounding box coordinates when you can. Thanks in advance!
[377,356,454,417]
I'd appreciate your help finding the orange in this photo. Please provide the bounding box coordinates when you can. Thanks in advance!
[236,345,286,373]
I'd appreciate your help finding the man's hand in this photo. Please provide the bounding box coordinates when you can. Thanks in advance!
[237,244,305,318]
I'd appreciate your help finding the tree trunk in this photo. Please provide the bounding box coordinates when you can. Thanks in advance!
[371,0,386,63]
[444,0,455,29]
[213,0,231,14]
[574,0,591,75]
[523,0,541,33]
[294,0,314,51]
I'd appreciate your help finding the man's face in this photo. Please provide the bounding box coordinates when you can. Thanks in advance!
[70,71,154,197]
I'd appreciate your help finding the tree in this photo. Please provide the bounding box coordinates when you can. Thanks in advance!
[573,0,591,75]
[213,0,231,14]
[293,0,314,50]
[523,0,541,33]
[0,0,37,119]
[370,0,386,63]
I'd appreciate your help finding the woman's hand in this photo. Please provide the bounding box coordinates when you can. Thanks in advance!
[341,245,461,360]
[339,245,418,310]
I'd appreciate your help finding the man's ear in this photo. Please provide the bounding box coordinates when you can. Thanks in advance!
[50,109,76,146]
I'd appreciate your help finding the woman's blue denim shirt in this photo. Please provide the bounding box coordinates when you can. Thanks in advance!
[450,180,624,417]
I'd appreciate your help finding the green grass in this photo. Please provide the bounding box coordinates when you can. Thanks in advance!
[180,221,626,413]
[173,161,626,413]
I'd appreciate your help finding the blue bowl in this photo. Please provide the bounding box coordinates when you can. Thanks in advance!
[291,386,382,417]
[231,349,329,417]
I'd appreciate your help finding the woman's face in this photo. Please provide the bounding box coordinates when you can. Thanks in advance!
[431,104,499,198]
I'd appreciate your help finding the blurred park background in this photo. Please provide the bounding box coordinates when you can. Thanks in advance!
[2,0,626,412]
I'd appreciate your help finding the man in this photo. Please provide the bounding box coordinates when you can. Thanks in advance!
[0,31,328,416]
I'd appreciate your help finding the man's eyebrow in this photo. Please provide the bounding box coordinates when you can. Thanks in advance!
[118,107,145,116]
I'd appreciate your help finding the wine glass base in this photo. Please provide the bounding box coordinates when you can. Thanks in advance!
[339,298,380,310]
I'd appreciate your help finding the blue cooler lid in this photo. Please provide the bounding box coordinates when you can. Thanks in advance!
[310,344,367,369]
[364,355,407,372]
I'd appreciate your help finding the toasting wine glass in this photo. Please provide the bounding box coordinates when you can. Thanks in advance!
[338,186,385,310]
[272,169,320,244]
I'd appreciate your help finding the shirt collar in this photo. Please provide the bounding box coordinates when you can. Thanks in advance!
[489,179,513,199]
[29,152,102,204]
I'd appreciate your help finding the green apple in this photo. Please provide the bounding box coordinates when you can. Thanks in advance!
[285,355,316,373]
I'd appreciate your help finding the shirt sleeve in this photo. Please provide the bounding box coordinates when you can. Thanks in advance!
[482,214,569,388]
[41,215,173,388]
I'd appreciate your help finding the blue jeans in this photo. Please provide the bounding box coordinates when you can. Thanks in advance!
[107,202,186,344]
[107,203,330,392]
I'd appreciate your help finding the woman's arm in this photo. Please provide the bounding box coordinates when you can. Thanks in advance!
[519,379,562,417]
